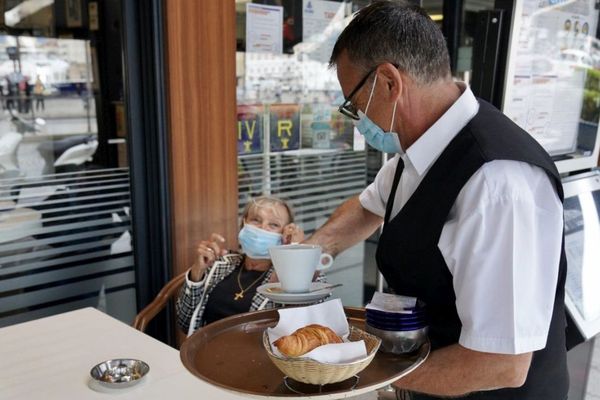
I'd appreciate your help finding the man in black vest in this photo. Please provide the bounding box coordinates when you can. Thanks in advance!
[306,1,569,399]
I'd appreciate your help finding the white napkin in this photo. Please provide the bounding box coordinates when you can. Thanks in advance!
[267,299,367,364]
[366,292,417,314]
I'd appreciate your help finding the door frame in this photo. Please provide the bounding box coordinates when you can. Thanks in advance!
[122,0,174,344]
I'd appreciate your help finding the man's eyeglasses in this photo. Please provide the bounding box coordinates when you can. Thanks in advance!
[338,67,377,120]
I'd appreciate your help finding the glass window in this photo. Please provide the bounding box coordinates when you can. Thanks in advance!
[0,1,136,327]
[234,0,447,306]
[236,0,365,306]
[454,0,495,82]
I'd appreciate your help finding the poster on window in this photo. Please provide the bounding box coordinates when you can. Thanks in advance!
[302,0,346,64]
[502,0,600,156]
[246,3,283,54]
[237,105,264,155]
[270,104,300,152]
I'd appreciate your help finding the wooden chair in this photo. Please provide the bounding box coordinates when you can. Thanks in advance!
[132,272,187,332]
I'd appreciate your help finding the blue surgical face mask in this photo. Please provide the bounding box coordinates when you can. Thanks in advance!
[353,74,402,154]
[238,224,283,259]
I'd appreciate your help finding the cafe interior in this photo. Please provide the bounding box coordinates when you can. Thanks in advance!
[1,0,600,399]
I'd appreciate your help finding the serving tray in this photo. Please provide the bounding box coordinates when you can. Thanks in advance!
[180,307,429,398]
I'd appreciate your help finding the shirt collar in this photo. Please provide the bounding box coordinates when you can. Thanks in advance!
[405,83,479,176]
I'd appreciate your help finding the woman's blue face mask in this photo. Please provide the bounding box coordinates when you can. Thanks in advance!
[353,74,402,154]
[238,224,282,259]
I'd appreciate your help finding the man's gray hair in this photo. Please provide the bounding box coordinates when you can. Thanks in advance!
[330,1,451,85]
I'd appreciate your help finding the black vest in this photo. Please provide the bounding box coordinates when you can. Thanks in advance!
[376,100,568,399]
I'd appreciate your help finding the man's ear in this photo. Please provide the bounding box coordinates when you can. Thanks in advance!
[377,63,403,102]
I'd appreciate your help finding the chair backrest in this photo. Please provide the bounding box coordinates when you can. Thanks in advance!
[132,272,187,332]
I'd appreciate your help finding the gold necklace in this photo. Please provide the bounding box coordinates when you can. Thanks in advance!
[234,266,268,301]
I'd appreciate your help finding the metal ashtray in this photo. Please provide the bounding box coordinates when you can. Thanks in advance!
[90,359,150,388]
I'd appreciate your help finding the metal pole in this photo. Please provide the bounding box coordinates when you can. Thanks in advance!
[16,36,22,74]
[85,41,92,134]
[264,105,271,195]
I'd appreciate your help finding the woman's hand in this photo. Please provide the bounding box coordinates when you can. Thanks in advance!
[282,223,304,244]
[189,233,227,282]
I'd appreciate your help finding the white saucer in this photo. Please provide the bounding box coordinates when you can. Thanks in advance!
[256,282,335,305]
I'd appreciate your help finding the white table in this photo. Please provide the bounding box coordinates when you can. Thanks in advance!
[0,307,255,399]
[0,308,379,400]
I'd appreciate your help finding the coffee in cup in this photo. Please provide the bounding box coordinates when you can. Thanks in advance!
[269,244,333,293]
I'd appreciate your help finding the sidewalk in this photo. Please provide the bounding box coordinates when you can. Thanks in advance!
[0,96,97,120]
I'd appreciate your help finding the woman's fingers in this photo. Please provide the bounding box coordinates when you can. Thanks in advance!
[268,271,279,283]
[282,224,294,243]
[209,233,227,256]
[210,233,226,243]
[205,241,222,258]
[197,244,217,266]
[190,243,216,281]
[190,234,226,282]
[196,233,227,262]
[282,223,304,244]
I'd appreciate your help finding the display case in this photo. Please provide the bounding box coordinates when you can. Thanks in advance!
[563,169,600,340]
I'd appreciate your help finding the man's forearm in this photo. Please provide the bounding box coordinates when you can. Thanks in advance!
[394,344,532,397]
[305,196,382,256]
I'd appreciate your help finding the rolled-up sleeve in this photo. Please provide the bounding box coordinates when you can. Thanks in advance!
[359,155,399,217]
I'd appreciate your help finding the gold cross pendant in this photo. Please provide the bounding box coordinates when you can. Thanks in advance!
[234,291,244,300]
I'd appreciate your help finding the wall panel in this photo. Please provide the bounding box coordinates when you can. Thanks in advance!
[165,1,239,279]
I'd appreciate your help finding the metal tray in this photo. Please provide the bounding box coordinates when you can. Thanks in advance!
[180,307,430,398]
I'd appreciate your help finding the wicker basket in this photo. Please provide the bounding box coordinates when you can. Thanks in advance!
[263,326,382,385]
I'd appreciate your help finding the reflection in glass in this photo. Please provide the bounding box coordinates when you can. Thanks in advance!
[0,33,135,327]
[564,190,600,321]
[236,1,367,306]
[4,0,54,32]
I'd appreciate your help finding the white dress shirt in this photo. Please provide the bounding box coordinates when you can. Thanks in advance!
[359,84,564,354]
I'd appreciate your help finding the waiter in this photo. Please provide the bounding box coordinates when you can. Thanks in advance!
[306,1,568,399]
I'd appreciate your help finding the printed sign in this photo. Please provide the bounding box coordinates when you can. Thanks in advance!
[502,0,600,156]
[246,3,283,54]
[270,104,300,152]
[237,105,264,155]
[302,0,345,63]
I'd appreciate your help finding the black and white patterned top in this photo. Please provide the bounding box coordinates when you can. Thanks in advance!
[176,253,327,335]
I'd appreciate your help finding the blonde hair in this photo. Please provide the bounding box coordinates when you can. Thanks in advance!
[240,196,295,229]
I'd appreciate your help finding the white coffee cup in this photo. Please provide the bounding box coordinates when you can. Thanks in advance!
[269,244,334,293]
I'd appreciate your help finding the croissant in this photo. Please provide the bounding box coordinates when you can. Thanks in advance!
[273,324,343,357]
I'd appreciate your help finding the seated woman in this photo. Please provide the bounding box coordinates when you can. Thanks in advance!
[176,196,324,336]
